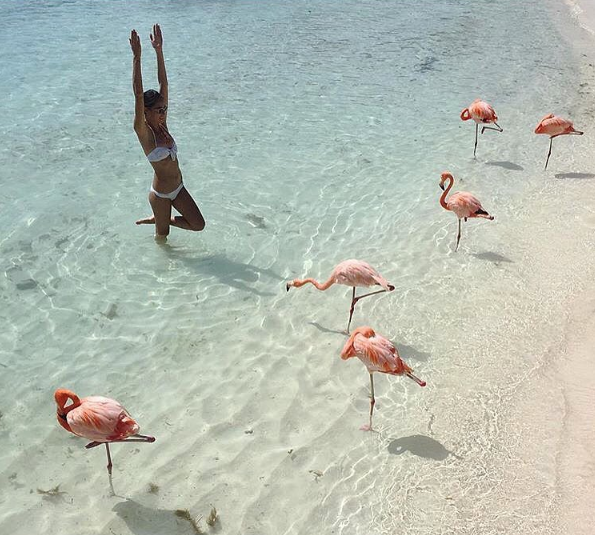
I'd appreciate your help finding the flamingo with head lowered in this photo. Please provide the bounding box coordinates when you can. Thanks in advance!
[341,326,426,431]
[460,99,503,158]
[439,171,494,252]
[286,259,394,333]
[55,389,155,479]
[534,114,583,170]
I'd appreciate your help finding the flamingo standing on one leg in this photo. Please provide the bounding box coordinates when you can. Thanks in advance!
[340,326,426,430]
[534,114,583,170]
[460,99,503,158]
[286,259,395,333]
[54,389,155,479]
[439,171,494,252]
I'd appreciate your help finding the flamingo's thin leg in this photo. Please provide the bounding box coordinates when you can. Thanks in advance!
[481,122,503,134]
[348,289,390,333]
[86,435,155,449]
[368,373,376,430]
[455,219,462,252]
[105,443,113,476]
[353,289,389,301]
[474,123,479,158]
[116,434,156,443]
[347,287,357,333]
[545,137,553,170]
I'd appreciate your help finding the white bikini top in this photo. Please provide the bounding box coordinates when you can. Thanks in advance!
[147,125,177,162]
[147,141,177,162]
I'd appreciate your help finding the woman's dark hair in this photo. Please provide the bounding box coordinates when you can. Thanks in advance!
[143,89,162,109]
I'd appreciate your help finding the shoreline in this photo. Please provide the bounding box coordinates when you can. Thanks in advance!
[556,288,595,534]
[565,0,595,36]
[539,1,595,532]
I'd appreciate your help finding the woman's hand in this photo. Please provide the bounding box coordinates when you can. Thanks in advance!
[129,29,141,57]
[150,24,163,51]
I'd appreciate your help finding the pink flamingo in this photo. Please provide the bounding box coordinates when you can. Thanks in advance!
[439,171,494,252]
[460,99,503,157]
[286,259,395,333]
[55,388,155,476]
[341,326,426,430]
[534,114,583,170]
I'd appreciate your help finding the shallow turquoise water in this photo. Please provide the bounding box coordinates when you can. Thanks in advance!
[1,1,595,534]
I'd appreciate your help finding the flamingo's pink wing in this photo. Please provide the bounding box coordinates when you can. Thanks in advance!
[354,333,395,372]
[470,100,497,122]
[447,192,484,219]
[68,397,139,442]
[335,259,392,290]
[535,114,570,135]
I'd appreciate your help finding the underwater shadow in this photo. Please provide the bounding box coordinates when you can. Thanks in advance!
[485,161,524,171]
[554,172,595,179]
[396,343,431,362]
[308,321,348,336]
[471,251,514,264]
[165,250,282,297]
[388,434,459,461]
[112,499,190,535]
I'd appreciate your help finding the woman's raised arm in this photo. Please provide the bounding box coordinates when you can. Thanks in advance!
[150,24,168,105]
[130,29,146,133]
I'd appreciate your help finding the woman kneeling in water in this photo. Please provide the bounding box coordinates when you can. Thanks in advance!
[130,24,205,240]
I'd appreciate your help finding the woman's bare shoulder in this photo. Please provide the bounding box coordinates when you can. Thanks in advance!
[134,123,155,155]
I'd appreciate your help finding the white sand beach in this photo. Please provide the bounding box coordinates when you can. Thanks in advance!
[556,292,595,534]
[566,0,595,35]
[539,4,595,532]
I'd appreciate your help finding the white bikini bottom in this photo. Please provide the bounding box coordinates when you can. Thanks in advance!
[150,181,184,201]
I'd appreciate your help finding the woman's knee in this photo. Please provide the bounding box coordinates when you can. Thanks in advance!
[190,217,205,232]
[191,219,206,232]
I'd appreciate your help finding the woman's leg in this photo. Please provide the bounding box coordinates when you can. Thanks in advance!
[171,187,206,231]
[148,192,173,239]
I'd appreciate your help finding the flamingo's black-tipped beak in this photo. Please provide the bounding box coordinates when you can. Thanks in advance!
[286,283,291,292]
[388,285,395,291]
[439,183,445,191]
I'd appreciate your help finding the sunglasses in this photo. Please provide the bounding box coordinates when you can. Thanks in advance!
[150,105,168,114]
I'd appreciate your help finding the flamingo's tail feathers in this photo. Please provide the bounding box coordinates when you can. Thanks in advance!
[475,209,494,220]
[460,108,471,121]
[375,281,394,292]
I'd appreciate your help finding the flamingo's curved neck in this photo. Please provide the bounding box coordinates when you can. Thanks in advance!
[59,393,81,415]
[440,176,454,211]
[293,277,335,291]
[55,390,80,434]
